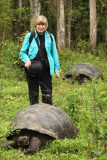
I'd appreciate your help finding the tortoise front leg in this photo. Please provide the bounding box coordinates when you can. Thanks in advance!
[24,136,41,154]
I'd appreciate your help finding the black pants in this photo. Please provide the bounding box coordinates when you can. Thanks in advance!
[26,69,52,105]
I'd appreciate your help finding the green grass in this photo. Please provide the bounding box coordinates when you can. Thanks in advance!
[0,41,107,159]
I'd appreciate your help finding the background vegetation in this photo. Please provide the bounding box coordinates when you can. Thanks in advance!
[0,0,107,50]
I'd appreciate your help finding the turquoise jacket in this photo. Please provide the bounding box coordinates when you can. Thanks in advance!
[19,30,60,75]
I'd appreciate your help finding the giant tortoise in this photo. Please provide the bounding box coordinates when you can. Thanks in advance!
[64,63,103,84]
[0,103,78,154]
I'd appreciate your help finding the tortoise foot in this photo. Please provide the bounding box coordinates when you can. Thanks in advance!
[24,149,35,154]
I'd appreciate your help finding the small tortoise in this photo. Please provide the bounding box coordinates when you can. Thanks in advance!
[64,63,103,84]
[0,103,78,154]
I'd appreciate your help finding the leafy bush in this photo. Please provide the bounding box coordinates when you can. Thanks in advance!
[77,40,90,52]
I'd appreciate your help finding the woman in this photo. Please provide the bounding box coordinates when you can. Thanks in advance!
[19,15,60,105]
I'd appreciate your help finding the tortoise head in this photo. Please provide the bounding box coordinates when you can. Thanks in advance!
[72,126,79,137]
[17,136,29,146]
[76,127,79,136]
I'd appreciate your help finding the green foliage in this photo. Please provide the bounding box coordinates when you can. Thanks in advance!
[77,40,90,52]
[0,0,30,41]
[0,40,24,80]
[71,0,89,41]
[0,41,107,159]
[0,0,13,41]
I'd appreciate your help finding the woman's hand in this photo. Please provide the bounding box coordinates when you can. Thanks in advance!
[25,60,31,69]
[55,72,60,79]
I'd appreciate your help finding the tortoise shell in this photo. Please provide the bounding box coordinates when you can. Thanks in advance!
[7,103,78,140]
[64,63,103,81]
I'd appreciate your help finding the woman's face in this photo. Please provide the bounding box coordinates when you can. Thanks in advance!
[36,23,46,35]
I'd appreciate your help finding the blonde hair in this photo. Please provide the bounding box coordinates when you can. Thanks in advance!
[34,15,48,29]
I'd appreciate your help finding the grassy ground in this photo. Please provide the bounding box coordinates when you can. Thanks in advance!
[0,42,107,159]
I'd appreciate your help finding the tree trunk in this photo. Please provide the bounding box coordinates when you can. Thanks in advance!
[89,0,97,51]
[57,0,65,50]
[65,0,72,48]
[29,0,41,30]
[13,0,23,42]
[19,0,23,18]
